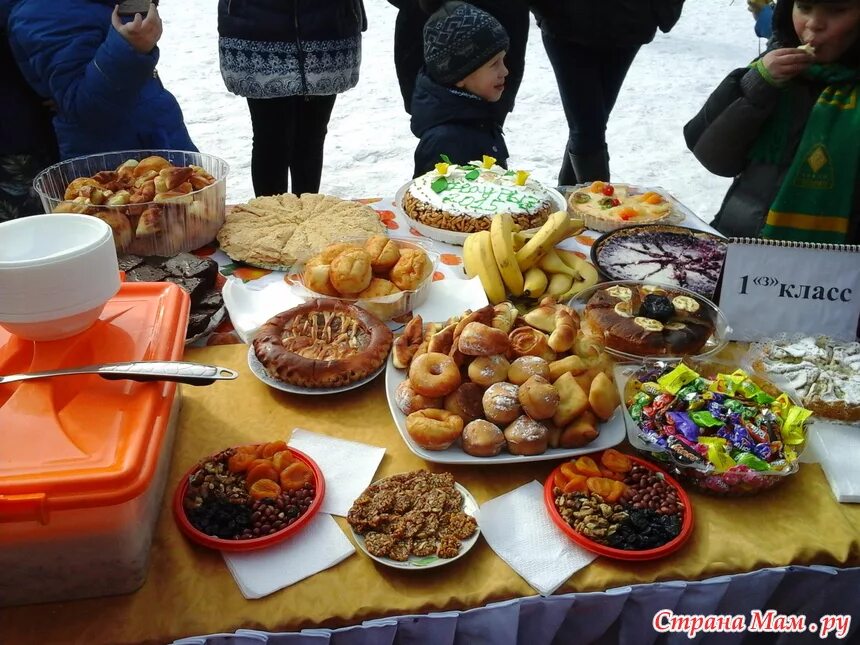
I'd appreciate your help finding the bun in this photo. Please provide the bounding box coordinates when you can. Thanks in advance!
[467,354,510,386]
[462,420,505,457]
[365,235,401,273]
[444,382,485,423]
[458,322,510,356]
[503,415,549,456]
[517,375,559,420]
[390,248,432,291]
[507,356,550,385]
[330,248,373,294]
[482,382,521,426]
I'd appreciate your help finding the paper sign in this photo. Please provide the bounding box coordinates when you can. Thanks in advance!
[718,240,860,341]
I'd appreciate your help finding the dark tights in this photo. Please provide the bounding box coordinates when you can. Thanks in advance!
[246,95,337,196]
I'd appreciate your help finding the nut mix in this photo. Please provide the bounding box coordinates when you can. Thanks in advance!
[552,449,684,551]
[182,442,317,540]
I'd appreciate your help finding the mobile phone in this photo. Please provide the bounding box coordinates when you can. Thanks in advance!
[117,0,157,16]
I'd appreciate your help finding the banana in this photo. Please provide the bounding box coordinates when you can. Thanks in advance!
[546,272,574,297]
[490,213,524,296]
[557,255,600,302]
[515,210,573,271]
[556,248,588,271]
[538,248,579,278]
[470,230,507,304]
[522,267,548,298]
[512,231,527,251]
[462,232,479,278]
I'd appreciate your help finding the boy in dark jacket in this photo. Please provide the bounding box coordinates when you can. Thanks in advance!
[411,1,510,177]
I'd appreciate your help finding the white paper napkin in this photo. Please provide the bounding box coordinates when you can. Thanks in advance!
[807,419,860,503]
[222,512,355,599]
[411,276,488,322]
[288,428,386,516]
[221,278,303,343]
[478,480,597,596]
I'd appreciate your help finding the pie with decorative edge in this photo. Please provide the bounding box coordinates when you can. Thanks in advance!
[253,299,393,388]
[569,182,673,232]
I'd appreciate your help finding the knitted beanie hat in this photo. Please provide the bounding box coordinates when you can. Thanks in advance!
[423,1,509,86]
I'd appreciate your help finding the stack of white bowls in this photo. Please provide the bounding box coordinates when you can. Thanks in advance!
[0,214,120,341]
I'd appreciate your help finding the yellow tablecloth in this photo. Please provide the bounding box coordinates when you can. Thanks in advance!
[4,343,860,645]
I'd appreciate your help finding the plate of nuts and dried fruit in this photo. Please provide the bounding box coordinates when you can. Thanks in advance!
[173,441,325,551]
[543,448,693,560]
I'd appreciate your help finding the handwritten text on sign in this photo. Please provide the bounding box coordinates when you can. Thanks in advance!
[718,241,860,341]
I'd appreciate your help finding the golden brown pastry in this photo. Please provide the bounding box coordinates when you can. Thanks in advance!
[303,257,340,297]
[395,379,443,415]
[319,243,361,264]
[462,420,506,457]
[560,410,599,448]
[452,305,495,346]
[467,354,510,387]
[357,277,401,299]
[133,155,171,177]
[517,375,560,420]
[458,322,510,356]
[405,408,464,450]
[522,300,558,333]
[507,356,550,385]
[330,248,373,294]
[408,352,461,397]
[392,315,424,369]
[503,415,549,456]
[427,322,456,355]
[482,382,522,425]
[390,248,432,290]
[548,307,577,353]
[364,235,401,273]
[444,382,485,423]
[491,302,518,333]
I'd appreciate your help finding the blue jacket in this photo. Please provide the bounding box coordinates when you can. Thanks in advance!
[410,71,509,177]
[754,4,774,39]
[6,0,196,160]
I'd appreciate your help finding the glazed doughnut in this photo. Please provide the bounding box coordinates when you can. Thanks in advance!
[408,352,461,397]
[458,322,510,356]
[467,354,510,387]
[405,408,464,450]
[329,248,373,294]
[395,379,443,415]
[364,235,401,273]
[444,382,485,423]
[390,248,432,291]
[517,375,560,420]
[504,415,549,456]
[482,382,522,426]
[462,419,506,457]
[507,356,550,385]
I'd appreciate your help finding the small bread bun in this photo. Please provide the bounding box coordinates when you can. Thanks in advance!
[302,257,340,296]
[319,242,360,264]
[458,322,510,356]
[462,419,506,457]
[405,408,464,450]
[395,379,442,415]
[357,277,401,299]
[330,248,373,294]
[365,235,401,273]
[504,415,549,456]
[444,382,485,423]
[467,354,510,386]
[482,382,521,426]
[517,375,560,420]
[507,356,550,385]
[390,248,432,290]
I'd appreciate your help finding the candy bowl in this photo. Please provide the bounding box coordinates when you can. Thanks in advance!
[544,449,693,560]
[616,359,813,496]
[173,442,325,551]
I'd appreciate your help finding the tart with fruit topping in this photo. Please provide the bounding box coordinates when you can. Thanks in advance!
[569,182,673,232]
[582,284,715,357]
[253,299,393,388]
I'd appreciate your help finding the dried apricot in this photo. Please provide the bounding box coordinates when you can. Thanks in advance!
[599,467,624,481]
[562,474,588,494]
[606,480,627,504]
[280,462,313,491]
[553,470,568,491]
[586,476,617,500]
[227,451,255,474]
[261,441,288,458]
[574,456,601,478]
[235,444,259,456]
[600,448,632,473]
[560,461,580,481]
[250,478,282,500]
[271,450,296,472]
[246,463,280,487]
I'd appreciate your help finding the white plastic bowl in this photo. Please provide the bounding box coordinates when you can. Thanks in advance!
[0,214,120,341]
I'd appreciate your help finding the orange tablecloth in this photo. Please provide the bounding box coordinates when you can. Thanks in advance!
[3,343,860,645]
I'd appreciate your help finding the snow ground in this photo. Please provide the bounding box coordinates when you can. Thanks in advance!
[157,0,764,222]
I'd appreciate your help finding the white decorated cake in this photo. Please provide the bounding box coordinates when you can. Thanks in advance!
[403,157,556,233]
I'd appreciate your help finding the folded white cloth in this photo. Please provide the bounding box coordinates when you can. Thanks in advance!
[288,428,386,517]
[478,480,597,596]
[222,513,355,599]
[807,419,860,503]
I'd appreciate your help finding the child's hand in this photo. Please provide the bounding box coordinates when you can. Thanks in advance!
[112,3,162,54]
[761,48,813,83]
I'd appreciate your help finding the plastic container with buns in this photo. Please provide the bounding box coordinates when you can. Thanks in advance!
[34,149,228,257]
[293,237,439,321]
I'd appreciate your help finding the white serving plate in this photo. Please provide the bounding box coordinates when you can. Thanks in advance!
[384,354,625,465]
[248,345,385,396]
[394,182,567,246]
[350,481,480,569]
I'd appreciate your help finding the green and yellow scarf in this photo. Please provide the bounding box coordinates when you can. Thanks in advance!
[749,62,860,243]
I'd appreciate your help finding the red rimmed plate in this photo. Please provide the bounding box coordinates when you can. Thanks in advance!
[543,452,693,561]
[173,445,325,552]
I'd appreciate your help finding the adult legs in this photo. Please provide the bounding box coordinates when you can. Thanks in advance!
[246,96,296,197]
[288,95,337,195]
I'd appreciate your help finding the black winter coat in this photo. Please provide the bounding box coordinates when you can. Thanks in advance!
[218,0,366,43]
[529,0,685,47]
[411,71,509,177]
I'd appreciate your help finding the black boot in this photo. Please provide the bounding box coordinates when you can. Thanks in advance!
[570,147,610,183]
[558,143,578,186]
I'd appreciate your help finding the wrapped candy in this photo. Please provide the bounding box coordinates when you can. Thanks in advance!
[667,436,706,465]
[753,442,772,461]
[735,452,771,472]
[657,364,699,394]
[689,410,724,428]
[706,401,726,419]
[698,437,736,472]
[667,412,700,442]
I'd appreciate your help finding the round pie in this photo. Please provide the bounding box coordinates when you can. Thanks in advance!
[253,299,393,388]
[569,182,673,232]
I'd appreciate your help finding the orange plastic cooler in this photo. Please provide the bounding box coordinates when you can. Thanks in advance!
[0,282,189,607]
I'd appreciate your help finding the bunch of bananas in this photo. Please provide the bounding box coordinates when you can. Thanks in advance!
[463,211,599,306]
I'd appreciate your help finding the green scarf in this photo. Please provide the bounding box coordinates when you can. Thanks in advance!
[749,62,860,243]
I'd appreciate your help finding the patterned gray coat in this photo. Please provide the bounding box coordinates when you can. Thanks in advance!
[217,0,365,98]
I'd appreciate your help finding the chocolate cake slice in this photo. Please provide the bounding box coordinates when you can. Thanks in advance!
[163,252,218,288]
[126,264,167,283]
